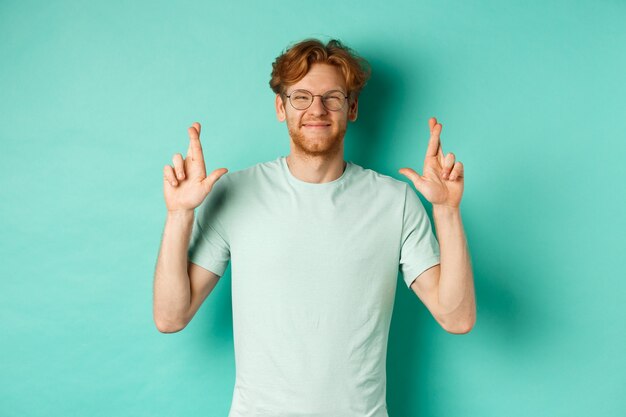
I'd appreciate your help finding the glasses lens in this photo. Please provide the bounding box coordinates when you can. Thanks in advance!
[322,91,346,111]
[289,90,313,110]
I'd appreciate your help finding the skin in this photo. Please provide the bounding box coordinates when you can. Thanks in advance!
[154,122,227,333]
[162,122,228,211]
[275,63,358,184]
[154,63,475,335]
[398,120,475,334]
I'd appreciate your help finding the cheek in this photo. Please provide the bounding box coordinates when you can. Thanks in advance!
[338,114,350,125]
[286,115,301,128]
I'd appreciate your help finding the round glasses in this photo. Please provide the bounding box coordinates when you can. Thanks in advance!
[284,89,349,111]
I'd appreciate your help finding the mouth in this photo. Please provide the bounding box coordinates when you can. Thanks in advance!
[302,123,331,128]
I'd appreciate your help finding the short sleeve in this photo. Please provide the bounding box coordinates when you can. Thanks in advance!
[399,184,441,288]
[187,175,231,277]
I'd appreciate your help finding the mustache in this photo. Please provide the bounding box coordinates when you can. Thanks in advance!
[301,120,332,124]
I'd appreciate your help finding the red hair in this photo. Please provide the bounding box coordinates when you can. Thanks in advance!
[269,38,371,100]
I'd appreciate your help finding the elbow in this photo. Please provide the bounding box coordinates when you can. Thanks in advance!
[440,310,476,335]
[444,321,475,335]
[154,315,187,334]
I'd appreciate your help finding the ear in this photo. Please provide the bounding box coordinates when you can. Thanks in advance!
[275,94,286,122]
[348,95,359,122]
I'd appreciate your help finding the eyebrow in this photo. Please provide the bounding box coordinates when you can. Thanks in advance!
[287,88,347,95]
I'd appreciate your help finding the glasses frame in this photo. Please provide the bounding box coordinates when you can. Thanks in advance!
[284,89,350,112]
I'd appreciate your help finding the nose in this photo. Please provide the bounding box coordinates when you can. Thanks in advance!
[308,95,328,116]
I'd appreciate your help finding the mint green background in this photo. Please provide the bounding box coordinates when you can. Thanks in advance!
[1,1,625,416]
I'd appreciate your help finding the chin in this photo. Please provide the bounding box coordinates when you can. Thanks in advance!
[291,133,344,157]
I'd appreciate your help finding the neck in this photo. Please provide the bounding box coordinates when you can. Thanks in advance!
[285,151,346,184]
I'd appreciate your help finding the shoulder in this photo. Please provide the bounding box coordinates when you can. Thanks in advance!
[219,157,281,185]
[348,162,410,196]
[198,159,281,217]
[212,157,283,200]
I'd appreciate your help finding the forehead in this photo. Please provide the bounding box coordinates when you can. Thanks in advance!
[287,63,347,93]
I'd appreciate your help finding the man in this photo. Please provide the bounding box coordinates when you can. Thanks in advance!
[153,38,475,417]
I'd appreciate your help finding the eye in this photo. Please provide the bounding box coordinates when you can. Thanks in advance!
[291,90,311,101]
[324,91,344,101]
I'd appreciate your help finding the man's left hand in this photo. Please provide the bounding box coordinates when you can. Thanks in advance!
[398,117,464,208]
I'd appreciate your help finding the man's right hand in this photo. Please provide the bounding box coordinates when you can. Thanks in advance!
[163,122,228,213]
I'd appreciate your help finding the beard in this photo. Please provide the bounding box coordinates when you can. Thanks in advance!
[287,122,347,159]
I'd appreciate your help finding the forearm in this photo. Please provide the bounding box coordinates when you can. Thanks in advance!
[433,205,476,331]
[153,209,195,331]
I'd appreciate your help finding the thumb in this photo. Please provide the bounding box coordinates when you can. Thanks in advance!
[398,168,426,192]
[202,168,229,193]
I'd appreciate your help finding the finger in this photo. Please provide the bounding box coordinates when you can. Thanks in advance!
[426,122,444,162]
[442,152,455,179]
[202,168,229,193]
[163,165,178,187]
[428,117,437,132]
[172,153,185,180]
[398,167,426,191]
[187,125,205,166]
[436,123,444,162]
[448,161,464,181]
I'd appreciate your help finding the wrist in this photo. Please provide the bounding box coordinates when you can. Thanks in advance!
[166,209,195,221]
[433,204,461,217]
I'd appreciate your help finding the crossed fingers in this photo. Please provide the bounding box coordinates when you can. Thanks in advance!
[427,117,463,181]
[163,122,205,187]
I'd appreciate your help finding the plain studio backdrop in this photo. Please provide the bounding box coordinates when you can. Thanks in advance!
[1,1,624,416]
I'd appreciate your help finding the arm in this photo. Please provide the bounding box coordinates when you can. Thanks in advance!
[399,117,475,334]
[153,122,227,333]
[410,205,475,334]
[153,210,221,333]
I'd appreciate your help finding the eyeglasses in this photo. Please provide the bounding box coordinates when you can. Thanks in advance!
[284,89,349,111]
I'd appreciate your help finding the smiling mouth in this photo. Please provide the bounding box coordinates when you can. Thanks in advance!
[302,124,331,128]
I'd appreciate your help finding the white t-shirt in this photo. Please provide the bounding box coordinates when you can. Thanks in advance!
[188,156,440,417]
